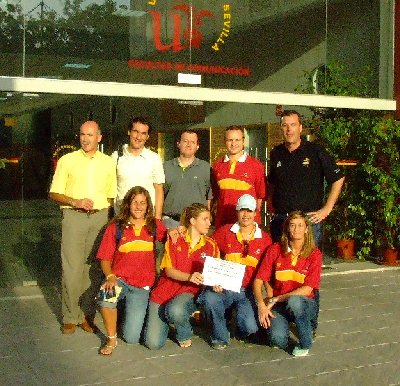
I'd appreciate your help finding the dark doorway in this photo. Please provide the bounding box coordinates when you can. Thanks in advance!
[22,108,52,199]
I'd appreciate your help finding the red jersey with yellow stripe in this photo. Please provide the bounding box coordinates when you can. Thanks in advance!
[212,154,266,228]
[212,223,272,288]
[150,232,220,305]
[97,219,167,288]
[256,243,322,298]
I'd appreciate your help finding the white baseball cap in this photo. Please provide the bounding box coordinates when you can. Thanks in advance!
[236,194,257,211]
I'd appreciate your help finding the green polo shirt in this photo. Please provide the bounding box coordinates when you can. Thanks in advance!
[163,157,211,217]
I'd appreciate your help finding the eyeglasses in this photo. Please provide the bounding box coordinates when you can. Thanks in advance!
[242,240,249,258]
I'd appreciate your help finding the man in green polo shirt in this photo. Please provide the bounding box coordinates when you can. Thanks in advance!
[163,130,211,231]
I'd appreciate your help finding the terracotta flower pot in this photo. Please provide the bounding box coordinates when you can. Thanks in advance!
[336,239,355,260]
[383,248,398,266]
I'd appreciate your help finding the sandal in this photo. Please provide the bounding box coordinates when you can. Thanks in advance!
[178,339,192,348]
[100,334,118,356]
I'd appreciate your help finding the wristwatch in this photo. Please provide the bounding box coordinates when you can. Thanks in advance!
[268,297,276,305]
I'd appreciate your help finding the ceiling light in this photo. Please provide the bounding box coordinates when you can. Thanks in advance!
[178,100,204,106]
[22,93,40,97]
[64,63,91,69]
[113,10,146,17]
[178,73,202,85]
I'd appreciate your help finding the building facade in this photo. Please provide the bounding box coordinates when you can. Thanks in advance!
[0,0,395,286]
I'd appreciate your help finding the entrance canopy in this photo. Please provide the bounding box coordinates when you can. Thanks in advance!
[0,76,396,112]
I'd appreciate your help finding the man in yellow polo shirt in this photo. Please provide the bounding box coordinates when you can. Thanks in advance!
[50,121,117,334]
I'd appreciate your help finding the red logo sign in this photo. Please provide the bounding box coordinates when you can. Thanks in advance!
[149,3,214,52]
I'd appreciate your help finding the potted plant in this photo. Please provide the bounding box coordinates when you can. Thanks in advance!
[304,115,361,260]
[330,213,356,260]
[297,62,400,259]
[298,62,400,263]
[360,118,400,265]
[324,179,361,260]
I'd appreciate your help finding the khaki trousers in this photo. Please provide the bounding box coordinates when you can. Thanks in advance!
[61,209,108,324]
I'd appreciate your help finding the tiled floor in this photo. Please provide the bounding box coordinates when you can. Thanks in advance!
[1,265,399,385]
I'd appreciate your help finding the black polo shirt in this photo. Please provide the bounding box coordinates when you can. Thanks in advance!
[268,140,343,214]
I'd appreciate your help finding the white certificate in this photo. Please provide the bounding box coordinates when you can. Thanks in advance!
[202,256,245,293]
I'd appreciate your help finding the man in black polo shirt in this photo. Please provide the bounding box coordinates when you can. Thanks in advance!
[268,110,345,247]
[268,110,344,335]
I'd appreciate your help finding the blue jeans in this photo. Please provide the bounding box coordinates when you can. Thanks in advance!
[267,296,317,350]
[197,288,258,345]
[311,222,323,250]
[144,293,197,349]
[98,279,150,344]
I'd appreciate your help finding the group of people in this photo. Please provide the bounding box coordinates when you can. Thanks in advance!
[49,110,344,357]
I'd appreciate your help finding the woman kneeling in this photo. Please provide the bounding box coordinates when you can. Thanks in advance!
[145,203,219,349]
[97,186,166,355]
[253,211,322,356]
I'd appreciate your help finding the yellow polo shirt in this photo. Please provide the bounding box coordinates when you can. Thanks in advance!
[50,149,117,210]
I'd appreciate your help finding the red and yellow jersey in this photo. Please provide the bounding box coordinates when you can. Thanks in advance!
[256,243,322,298]
[150,232,220,305]
[212,223,272,288]
[212,154,266,228]
[97,219,167,288]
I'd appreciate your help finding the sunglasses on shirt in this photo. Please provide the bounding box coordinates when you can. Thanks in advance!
[242,240,249,258]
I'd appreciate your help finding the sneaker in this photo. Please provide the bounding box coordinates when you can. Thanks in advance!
[191,310,202,324]
[236,333,256,344]
[211,342,227,350]
[292,346,309,357]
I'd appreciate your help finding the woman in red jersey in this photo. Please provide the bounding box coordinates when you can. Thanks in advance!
[253,211,322,357]
[144,203,219,349]
[97,186,166,355]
